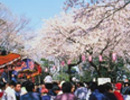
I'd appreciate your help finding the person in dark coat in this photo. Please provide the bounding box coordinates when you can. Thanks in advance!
[89,82,108,100]
[1,67,9,83]
[14,82,21,100]
[104,83,118,100]
[20,81,41,100]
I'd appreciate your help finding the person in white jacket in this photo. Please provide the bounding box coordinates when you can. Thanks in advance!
[44,73,52,83]
[2,81,16,100]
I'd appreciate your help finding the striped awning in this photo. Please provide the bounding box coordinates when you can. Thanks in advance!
[0,53,21,68]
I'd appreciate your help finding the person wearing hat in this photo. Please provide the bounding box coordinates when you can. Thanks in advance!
[114,83,124,100]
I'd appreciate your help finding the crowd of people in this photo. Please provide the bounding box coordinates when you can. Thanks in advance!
[0,74,130,100]
[0,66,18,84]
[0,65,130,100]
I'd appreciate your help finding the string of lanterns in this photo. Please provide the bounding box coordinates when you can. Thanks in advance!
[82,53,117,62]
[44,53,117,72]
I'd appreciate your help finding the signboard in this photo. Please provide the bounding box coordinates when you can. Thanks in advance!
[98,78,111,85]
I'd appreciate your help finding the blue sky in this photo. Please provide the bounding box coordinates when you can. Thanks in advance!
[1,0,65,30]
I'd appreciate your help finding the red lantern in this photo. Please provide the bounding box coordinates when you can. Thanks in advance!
[61,61,65,66]
[89,55,92,62]
[82,55,86,62]
[67,60,71,64]
[45,68,48,72]
[53,66,56,70]
[99,55,103,62]
[112,53,117,61]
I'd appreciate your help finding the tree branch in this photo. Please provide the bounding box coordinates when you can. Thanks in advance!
[91,1,130,30]
[68,55,82,67]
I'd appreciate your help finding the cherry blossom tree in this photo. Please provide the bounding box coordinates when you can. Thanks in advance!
[64,0,130,33]
[0,3,29,53]
[22,0,129,81]
[36,0,130,81]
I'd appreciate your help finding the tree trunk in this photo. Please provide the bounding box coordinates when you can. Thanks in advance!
[68,65,72,81]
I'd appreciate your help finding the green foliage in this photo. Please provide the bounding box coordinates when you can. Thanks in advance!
[0,46,5,51]
[41,58,54,69]
[91,56,129,82]
[53,72,69,81]
[80,71,93,82]
[71,68,76,73]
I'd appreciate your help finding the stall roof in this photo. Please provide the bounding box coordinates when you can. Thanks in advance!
[0,53,21,68]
